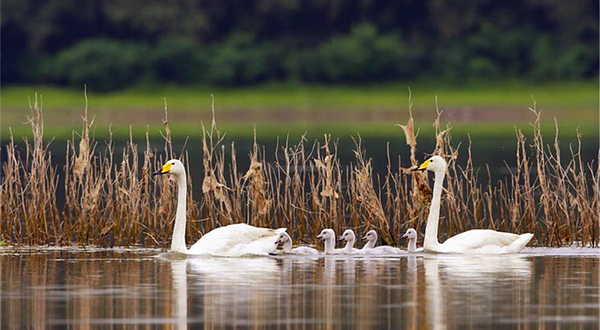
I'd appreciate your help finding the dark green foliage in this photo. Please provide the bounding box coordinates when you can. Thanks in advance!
[206,34,285,86]
[2,0,597,87]
[555,45,598,79]
[151,37,208,83]
[312,24,423,82]
[52,39,147,92]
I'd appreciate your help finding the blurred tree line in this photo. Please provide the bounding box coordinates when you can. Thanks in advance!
[2,0,598,91]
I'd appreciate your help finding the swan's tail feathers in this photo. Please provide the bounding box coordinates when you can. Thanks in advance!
[504,233,534,253]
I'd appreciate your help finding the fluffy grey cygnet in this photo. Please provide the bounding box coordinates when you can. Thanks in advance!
[401,228,423,253]
[275,232,319,255]
[317,229,345,254]
[359,230,403,255]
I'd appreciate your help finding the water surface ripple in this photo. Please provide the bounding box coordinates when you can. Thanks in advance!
[1,247,598,329]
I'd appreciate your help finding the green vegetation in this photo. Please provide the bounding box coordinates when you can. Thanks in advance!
[1,98,597,247]
[2,81,597,140]
[3,2,598,90]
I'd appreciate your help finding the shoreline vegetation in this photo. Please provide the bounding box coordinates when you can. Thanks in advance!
[0,93,597,248]
[2,81,598,140]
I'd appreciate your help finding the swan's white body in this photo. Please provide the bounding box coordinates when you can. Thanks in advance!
[401,228,424,253]
[317,229,345,254]
[417,156,534,254]
[339,230,360,254]
[359,230,403,255]
[275,232,320,255]
[155,159,284,256]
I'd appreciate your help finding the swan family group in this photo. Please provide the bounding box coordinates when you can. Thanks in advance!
[153,155,533,257]
[273,228,422,256]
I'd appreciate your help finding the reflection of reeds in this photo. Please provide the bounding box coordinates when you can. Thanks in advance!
[0,96,597,247]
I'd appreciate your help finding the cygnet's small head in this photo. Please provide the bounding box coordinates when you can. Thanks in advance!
[402,228,417,240]
[413,155,446,173]
[275,232,290,245]
[339,229,355,242]
[317,229,334,241]
[363,230,377,242]
[153,159,185,177]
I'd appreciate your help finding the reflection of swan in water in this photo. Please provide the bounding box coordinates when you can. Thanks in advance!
[165,256,282,329]
[170,259,188,330]
[407,256,417,271]
[414,156,533,254]
[423,254,532,330]
[186,256,281,327]
[153,159,284,256]
[186,256,280,281]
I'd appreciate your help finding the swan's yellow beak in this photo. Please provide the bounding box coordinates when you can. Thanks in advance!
[152,162,172,176]
[412,159,430,171]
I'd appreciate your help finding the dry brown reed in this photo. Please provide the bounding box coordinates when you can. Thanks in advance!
[0,95,597,248]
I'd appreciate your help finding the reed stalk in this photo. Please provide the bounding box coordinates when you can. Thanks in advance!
[1,95,597,248]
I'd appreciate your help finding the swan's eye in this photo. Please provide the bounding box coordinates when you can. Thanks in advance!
[171,162,175,165]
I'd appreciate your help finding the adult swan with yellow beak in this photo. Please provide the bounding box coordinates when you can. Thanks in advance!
[413,155,533,254]
[153,159,286,256]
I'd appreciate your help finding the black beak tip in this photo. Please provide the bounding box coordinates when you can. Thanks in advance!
[410,165,424,172]
[152,170,163,176]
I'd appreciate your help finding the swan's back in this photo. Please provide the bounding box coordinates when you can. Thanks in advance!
[358,246,403,255]
[188,223,286,256]
[441,229,532,253]
[291,246,320,255]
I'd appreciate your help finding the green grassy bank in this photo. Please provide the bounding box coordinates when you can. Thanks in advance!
[1,80,598,140]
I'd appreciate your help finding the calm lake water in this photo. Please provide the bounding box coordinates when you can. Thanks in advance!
[1,247,598,329]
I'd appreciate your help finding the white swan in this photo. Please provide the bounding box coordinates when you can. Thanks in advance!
[338,229,360,254]
[316,229,345,254]
[274,232,320,255]
[359,230,403,255]
[414,155,534,254]
[401,228,423,253]
[153,159,285,256]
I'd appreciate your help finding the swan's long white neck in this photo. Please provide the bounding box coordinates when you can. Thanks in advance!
[343,237,355,253]
[324,236,336,254]
[282,236,293,252]
[171,174,188,253]
[407,237,418,252]
[424,169,444,250]
[363,238,376,249]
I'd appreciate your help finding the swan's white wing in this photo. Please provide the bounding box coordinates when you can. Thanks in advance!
[188,223,285,256]
[373,246,404,254]
[291,246,320,255]
[440,229,522,253]
[358,246,404,255]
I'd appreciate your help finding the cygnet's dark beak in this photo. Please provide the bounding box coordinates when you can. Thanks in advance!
[338,236,344,241]
[362,235,369,241]
[316,234,323,240]
[401,233,409,239]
